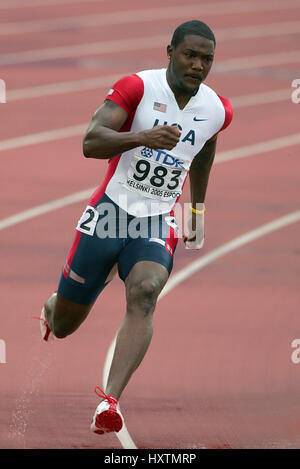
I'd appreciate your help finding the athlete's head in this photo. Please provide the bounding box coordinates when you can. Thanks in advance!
[167,20,216,96]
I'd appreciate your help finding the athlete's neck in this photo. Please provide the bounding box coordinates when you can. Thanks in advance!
[166,69,198,110]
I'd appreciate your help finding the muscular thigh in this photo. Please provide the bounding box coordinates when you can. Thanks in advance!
[118,211,178,284]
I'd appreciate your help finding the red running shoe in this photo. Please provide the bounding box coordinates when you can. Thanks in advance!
[91,386,124,435]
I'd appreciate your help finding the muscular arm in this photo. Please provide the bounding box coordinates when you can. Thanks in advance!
[83,100,181,159]
[189,134,218,207]
[83,100,140,159]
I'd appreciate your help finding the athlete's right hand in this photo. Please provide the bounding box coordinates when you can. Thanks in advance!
[138,125,181,150]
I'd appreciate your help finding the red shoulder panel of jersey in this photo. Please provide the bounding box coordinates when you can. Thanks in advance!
[105,74,144,115]
[217,95,233,132]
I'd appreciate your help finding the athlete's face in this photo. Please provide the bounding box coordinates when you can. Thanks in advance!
[167,35,215,96]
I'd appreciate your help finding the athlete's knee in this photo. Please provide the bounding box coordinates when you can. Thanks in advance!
[45,295,89,339]
[126,278,160,316]
[44,304,69,338]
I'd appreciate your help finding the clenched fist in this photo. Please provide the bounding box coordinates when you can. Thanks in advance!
[139,125,181,151]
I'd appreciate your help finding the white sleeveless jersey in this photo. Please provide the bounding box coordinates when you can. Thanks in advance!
[89,68,232,217]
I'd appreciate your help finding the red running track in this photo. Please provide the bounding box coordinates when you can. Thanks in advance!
[0,0,300,449]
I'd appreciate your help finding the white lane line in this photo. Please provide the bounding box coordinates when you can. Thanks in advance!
[0,124,87,152]
[214,50,300,72]
[216,20,300,40]
[215,133,300,163]
[7,73,127,101]
[102,208,300,448]
[0,188,95,231]
[0,35,167,66]
[1,1,300,36]
[102,336,137,450]
[230,88,291,108]
[159,210,300,298]
[0,0,106,9]
[1,132,300,232]
[1,33,300,68]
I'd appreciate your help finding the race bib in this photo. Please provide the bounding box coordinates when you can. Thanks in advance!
[124,147,188,202]
[76,205,99,236]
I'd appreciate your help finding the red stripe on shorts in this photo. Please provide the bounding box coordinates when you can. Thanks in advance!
[62,230,82,278]
[165,223,178,258]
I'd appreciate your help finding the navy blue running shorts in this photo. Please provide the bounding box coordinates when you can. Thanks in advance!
[57,193,178,305]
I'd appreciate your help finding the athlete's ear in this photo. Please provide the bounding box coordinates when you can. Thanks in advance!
[167,45,173,60]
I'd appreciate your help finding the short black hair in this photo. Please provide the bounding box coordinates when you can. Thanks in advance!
[171,20,216,48]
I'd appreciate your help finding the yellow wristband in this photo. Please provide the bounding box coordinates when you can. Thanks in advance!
[190,204,205,215]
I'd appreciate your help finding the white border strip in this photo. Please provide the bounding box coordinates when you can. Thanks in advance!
[103,208,300,448]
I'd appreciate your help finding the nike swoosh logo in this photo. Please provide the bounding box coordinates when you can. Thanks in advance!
[193,117,208,121]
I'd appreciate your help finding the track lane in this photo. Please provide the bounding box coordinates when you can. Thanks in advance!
[1,144,300,448]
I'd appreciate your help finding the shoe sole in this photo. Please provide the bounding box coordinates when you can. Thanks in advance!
[94,410,123,434]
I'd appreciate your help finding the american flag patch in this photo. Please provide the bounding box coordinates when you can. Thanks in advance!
[153,102,167,112]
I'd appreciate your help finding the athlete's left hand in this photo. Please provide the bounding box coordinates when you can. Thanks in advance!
[183,211,205,250]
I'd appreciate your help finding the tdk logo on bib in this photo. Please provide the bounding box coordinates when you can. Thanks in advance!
[141,147,153,158]
[141,147,184,169]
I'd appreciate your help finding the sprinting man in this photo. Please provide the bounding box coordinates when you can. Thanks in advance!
[38,20,232,435]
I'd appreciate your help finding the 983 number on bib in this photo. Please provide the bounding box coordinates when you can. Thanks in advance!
[133,160,181,190]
